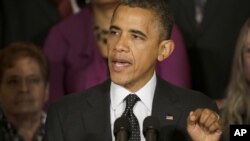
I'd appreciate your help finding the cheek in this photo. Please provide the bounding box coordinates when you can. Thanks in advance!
[0,88,15,101]
[34,90,47,102]
[0,94,16,109]
[31,86,48,102]
[107,36,117,49]
[133,50,157,71]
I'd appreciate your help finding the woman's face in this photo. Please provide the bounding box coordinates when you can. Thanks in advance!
[0,57,48,117]
[243,28,250,81]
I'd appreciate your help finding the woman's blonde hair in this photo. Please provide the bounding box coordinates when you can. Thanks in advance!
[221,18,250,125]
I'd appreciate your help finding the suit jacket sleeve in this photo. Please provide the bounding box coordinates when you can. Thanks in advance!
[45,103,65,141]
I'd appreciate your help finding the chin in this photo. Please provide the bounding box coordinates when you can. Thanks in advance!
[14,105,41,114]
[110,74,130,86]
[15,107,36,113]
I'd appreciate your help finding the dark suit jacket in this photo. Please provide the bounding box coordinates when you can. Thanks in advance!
[0,0,61,48]
[45,77,218,141]
[168,0,250,99]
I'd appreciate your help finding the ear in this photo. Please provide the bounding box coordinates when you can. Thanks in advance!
[157,40,175,62]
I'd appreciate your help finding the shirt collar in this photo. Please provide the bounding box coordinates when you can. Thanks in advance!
[110,72,156,112]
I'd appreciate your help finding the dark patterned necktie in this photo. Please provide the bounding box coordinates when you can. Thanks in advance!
[122,94,140,141]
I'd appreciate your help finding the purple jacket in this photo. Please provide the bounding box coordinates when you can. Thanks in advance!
[43,5,191,105]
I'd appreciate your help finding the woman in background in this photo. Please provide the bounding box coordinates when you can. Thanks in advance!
[0,42,49,141]
[221,18,250,140]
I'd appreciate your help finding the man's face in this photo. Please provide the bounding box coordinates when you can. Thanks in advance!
[108,5,163,92]
[0,57,48,116]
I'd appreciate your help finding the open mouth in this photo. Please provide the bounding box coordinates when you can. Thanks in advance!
[111,58,132,72]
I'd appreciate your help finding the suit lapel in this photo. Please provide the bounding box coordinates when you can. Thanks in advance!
[151,77,183,127]
[80,80,112,141]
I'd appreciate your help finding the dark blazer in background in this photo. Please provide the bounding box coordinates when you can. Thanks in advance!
[45,77,218,141]
[0,0,61,48]
[168,0,250,99]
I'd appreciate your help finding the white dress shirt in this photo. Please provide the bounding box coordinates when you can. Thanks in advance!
[110,72,156,141]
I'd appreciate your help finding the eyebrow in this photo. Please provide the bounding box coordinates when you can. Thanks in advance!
[130,29,147,39]
[110,25,120,31]
[110,25,147,39]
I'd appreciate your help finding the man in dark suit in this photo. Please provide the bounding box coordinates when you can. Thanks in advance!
[45,0,223,141]
[0,0,60,48]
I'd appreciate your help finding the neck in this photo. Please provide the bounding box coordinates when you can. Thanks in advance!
[5,112,42,141]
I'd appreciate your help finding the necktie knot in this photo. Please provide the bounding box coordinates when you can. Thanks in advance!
[123,94,140,116]
[125,94,140,109]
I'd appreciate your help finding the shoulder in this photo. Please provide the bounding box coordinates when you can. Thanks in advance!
[49,6,92,35]
[44,6,93,49]
[156,76,218,110]
[47,79,111,113]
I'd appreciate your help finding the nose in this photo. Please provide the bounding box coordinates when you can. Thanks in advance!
[19,79,29,92]
[113,34,130,52]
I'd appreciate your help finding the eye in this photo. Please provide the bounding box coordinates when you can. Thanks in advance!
[109,30,119,36]
[7,78,19,85]
[132,34,144,40]
[246,48,250,53]
[27,76,41,85]
[244,46,250,53]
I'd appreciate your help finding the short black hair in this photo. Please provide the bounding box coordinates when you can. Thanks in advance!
[117,0,174,40]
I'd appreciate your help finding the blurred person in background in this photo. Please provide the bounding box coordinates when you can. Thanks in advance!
[43,0,191,107]
[0,42,49,141]
[168,0,250,107]
[220,18,250,141]
[55,0,81,18]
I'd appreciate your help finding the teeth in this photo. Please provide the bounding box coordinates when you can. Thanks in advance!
[116,60,130,64]
[115,62,128,67]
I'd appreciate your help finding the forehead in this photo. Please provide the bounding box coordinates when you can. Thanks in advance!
[112,5,157,31]
[4,58,41,75]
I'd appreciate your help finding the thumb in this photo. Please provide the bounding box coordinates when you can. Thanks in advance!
[187,111,197,127]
